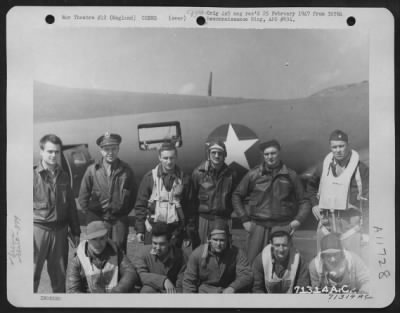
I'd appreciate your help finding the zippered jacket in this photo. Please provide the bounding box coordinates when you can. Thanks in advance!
[183,243,253,293]
[192,161,238,220]
[33,162,81,235]
[232,163,311,227]
[132,245,187,292]
[78,158,136,221]
[66,240,138,293]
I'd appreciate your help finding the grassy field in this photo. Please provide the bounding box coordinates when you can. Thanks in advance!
[37,226,319,293]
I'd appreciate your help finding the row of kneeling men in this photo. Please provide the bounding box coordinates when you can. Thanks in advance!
[65,220,370,294]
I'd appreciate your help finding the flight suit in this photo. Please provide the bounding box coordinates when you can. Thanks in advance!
[232,163,311,264]
[33,162,81,292]
[182,243,253,293]
[134,164,194,248]
[192,161,237,243]
[307,151,369,256]
[252,245,310,293]
[132,245,187,293]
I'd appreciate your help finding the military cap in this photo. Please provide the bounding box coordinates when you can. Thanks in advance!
[259,139,281,151]
[96,132,122,147]
[85,221,109,240]
[270,224,292,240]
[207,140,226,152]
[329,130,348,142]
[209,218,230,237]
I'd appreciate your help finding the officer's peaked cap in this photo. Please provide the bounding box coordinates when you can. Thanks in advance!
[96,132,122,147]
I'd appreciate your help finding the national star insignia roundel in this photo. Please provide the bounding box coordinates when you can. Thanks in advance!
[207,123,259,178]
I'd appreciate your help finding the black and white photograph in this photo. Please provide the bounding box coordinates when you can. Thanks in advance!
[6,6,395,308]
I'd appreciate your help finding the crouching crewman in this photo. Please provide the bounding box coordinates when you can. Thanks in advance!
[132,222,187,293]
[183,219,253,293]
[309,233,370,294]
[252,225,310,293]
[66,221,139,293]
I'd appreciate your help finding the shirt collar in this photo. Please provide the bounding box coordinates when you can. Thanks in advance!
[37,160,60,175]
[261,162,287,175]
[208,161,227,176]
[95,158,120,169]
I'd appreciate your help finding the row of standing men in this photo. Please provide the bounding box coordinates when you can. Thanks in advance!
[33,129,369,293]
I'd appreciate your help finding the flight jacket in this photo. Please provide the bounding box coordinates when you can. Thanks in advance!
[78,158,136,221]
[192,161,238,220]
[33,162,81,235]
[66,240,138,293]
[132,245,187,292]
[232,163,311,227]
[182,243,253,293]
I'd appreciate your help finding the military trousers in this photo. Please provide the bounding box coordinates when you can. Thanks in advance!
[34,224,68,293]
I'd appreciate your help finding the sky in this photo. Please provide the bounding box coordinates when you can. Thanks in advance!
[33,27,368,100]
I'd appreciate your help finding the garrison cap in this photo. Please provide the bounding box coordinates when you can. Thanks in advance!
[329,130,348,142]
[96,132,122,147]
[259,139,281,152]
[85,221,109,240]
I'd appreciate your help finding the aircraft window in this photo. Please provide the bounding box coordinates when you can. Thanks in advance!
[71,151,87,166]
[138,121,182,150]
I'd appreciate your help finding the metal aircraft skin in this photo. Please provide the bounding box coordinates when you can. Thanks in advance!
[33,80,369,229]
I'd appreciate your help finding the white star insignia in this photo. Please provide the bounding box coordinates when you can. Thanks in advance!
[224,124,258,170]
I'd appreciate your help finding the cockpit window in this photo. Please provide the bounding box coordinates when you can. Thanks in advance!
[138,121,182,150]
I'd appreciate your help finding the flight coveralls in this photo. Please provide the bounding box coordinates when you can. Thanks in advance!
[66,239,138,293]
[192,161,238,243]
[33,162,81,293]
[132,245,187,293]
[232,163,311,264]
[307,151,369,256]
[134,164,195,248]
[78,158,136,253]
[182,243,253,293]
